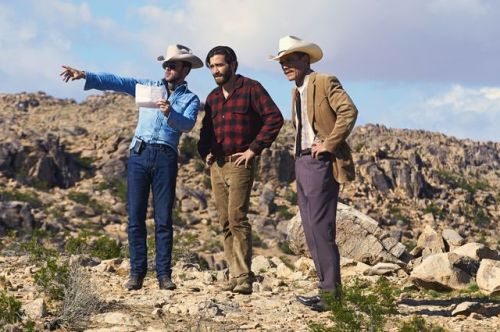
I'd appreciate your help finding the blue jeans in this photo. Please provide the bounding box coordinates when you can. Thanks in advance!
[127,144,177,279]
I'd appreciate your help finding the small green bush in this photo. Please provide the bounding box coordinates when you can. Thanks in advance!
[0,290,22,324]
[179,136,198,163]
[68,191,91,205]
[252,231,268,249]
[202,175,212,190]
[33,258,70,300]
[0,189,43,208]
[278,241,294,255]
[90,236,121,260]
[276,205,294,219]
[96,177,127,202]
[194,160,205,172]
[398,316,446,332]
[285,190,297,205]
[423,202,447,220]
[309,277,397,332]
[65,235,88,255]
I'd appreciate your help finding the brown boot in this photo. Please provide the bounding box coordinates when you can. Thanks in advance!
[232,274,253,294]
[233,280,252,294]
[220,278,237,291]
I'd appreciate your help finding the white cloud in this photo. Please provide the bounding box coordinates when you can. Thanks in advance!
[381,84,500,141]
[426,85,500,115]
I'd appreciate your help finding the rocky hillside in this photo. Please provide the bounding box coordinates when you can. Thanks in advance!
[0,92,499,331]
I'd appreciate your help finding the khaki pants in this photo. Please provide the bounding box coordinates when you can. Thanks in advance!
[210,159,255,280]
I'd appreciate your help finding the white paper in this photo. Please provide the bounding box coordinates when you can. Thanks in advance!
[135,84,165,108]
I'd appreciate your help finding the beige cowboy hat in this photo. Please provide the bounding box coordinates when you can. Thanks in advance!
[157,44,203,68]
[270,35,323,63]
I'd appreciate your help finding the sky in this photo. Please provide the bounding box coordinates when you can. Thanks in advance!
[1,0,499,142]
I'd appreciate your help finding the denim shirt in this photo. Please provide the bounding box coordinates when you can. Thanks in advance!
[84,71,200,153]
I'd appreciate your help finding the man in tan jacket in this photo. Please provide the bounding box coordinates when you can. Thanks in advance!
[271,36,358,311]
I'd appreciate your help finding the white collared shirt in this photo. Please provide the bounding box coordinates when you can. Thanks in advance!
[295,74,315,151]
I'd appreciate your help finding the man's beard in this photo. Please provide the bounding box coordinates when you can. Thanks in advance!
[214,70,232,86]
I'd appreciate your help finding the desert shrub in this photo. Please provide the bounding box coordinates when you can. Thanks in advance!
[0,290,22,324]
[277,205,294,219]
[0,188,43,208]
[423,202,447,220]
[398,316,446,332]
[436,170,490,194]
[172,233,207,269]
[68,191,107,214]
[279,256,295,271]
[461,203,490,227]
[285,190,297,205]
[252,231,268,249]
[58,263,106,330]
[74,156,94,169]
[65,235,88,255]
[90,236,122,260]
[202,175,212,190]
[96,177,127,202]
[194,160,205,172]
[309,277,397,332]
[22,236,69,300]
[33,258,70,300]
[278,240,294,255]
[179,136,198,163]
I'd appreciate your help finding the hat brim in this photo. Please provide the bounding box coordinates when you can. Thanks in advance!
[269,43,323,64]
[157,54,203,69]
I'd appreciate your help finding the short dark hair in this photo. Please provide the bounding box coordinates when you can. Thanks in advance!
[205,46,238,72]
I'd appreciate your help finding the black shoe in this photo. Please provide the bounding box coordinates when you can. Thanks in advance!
[124,275,144,290]
[158,277,176,290]
[310,299,327,312]
[296,295,322,307]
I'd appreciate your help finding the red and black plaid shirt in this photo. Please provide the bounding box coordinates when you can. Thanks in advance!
[198,75,283,158]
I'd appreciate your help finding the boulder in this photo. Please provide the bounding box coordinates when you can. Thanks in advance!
[410,253,472,290]
[476,259,500,295]
[442,228,465,250]
[452,243,499,261]
[414,225,445,258]
[287,203,408,265]
[0,201,35,231]
[21,298,46,319]
[452,302,481,316]
[252,255,274,274]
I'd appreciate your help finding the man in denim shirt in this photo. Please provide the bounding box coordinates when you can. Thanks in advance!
[61,44,203,291]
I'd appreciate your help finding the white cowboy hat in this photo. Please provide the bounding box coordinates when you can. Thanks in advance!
[270,35,323,63]
[157,44,203,68]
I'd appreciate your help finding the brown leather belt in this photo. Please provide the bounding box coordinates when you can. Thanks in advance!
[217,155,236,163]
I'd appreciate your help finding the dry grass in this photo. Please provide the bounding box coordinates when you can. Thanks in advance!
[58,262,106,330]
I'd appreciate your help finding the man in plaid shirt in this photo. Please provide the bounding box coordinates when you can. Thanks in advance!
[198,46,283,294]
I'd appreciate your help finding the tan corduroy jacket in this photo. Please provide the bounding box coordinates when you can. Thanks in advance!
[292,72,358,183]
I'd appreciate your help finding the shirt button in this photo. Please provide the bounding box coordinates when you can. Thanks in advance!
[222,115,225,119]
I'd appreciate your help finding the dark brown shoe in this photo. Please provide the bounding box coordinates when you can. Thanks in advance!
[124,275,144,290]
[296,295,322,307]
[158,277,176,290]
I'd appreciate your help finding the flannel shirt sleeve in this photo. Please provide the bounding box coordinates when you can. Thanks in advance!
[248,82,284,154]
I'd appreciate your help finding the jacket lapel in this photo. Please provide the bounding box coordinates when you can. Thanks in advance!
[307,72,317,132]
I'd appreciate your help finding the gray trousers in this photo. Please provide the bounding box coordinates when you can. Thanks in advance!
[295,154,341,292]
